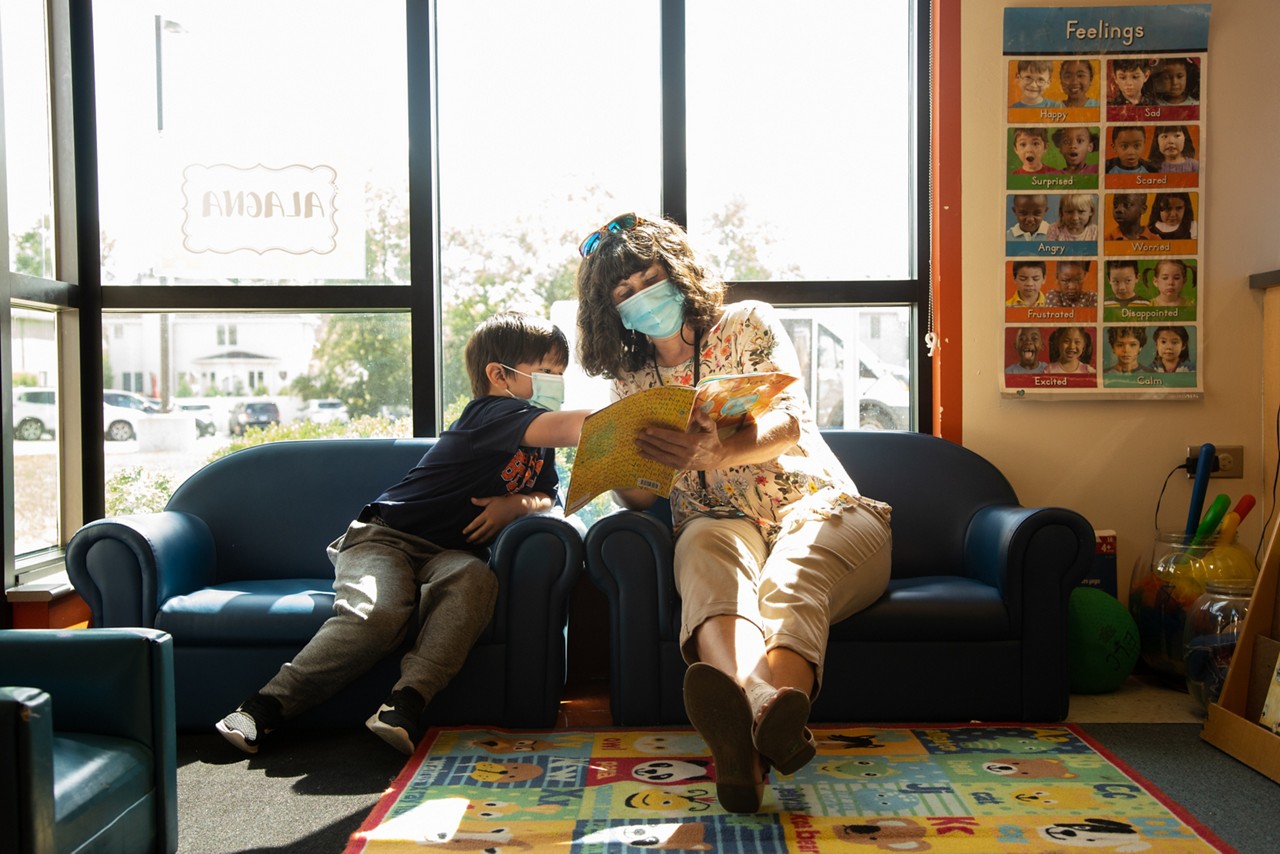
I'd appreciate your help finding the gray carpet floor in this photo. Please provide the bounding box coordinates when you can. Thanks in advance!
[175,723,1280,853]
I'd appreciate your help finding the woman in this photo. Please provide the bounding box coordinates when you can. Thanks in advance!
[575,213,893,813]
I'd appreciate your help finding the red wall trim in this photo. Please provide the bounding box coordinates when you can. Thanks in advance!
[931,0,963,443]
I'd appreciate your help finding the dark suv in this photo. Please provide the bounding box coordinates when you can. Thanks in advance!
[228,401,281,436]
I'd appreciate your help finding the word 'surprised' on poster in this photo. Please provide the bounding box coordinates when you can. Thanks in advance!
[1001,4,1209,399]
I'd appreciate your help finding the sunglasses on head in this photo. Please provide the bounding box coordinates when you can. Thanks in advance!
[578,212,643,257]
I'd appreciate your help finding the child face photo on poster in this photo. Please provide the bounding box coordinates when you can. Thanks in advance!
[1012,128,1052,173]
[1109,193,1149,239]
[1150,259,1194,306]
[1052,126,1098,173]
[1106,326,1147,374]
[1105,261,1144,304]
[1110,59,1153,105]
[1009,261,1047,306]
[1012,60,1055,107]
[1010,194,1049,237]
[1006,327,1047,373]
[1108,126,1151,172]
[1151,325,1193,373]
[1058,60,1098,108]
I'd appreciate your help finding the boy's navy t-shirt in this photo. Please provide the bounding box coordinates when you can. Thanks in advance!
[368,395,558,552]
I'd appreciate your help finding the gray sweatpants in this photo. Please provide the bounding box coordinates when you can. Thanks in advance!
[260,518,498,719]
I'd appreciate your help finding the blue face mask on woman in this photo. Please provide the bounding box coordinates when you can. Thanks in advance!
[617,279,687,340]
[501,366,565,412]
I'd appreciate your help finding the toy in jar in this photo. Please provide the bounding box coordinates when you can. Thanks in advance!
[1128,529,1256,678]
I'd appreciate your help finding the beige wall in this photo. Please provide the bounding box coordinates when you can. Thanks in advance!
[957,1,1280,597]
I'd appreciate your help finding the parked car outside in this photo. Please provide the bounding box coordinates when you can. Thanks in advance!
[228,401,281,436]
[102,401,140,441]
[12,387,141,441]
[103,389,162,414]
[13,388,57,441]
[177,402,218,437]
[298,398,350,425]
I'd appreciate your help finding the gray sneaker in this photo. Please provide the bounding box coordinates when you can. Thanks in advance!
[366,687,426,755]
[216,693,283,754]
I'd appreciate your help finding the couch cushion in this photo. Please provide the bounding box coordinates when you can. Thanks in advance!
[157,579,335,645]
[828,576,1011,642]
[54,733,155,852]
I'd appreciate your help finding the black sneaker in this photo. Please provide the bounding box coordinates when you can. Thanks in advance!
[216,693,283,754]
[366,687,426,755]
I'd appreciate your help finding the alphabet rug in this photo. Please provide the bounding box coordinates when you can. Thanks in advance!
[343,723,1227,852]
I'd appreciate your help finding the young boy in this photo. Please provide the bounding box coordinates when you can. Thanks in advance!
[1106,126,1158,174]
[1007,194,1050,240]
[1011,127,1060,175]
[1108,58,1155,107]
[216,311,591,755]
[1104,260,1150,308]
[1010,60,1061,108]
[1106,193,1152,241]
[1006,260,1047,307]
[1052,126,1098,174]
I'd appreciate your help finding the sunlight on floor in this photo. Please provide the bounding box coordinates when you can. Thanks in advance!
[1068,672,1204,723]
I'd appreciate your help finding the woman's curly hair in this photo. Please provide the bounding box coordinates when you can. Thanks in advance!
[575,216,724,379]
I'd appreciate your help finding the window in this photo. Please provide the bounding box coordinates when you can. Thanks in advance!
[1,0,926,592]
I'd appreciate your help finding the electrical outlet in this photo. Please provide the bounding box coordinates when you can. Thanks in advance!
[1186,444,1244,479]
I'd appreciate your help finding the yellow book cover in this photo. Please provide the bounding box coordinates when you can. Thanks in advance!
[565,372,797,515]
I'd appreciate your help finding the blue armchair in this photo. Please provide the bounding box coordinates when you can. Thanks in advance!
[0,628,177,854]
[66,438,583,732]
[585,430,1094,725]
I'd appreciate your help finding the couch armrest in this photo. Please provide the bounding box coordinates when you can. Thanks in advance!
[66,511,215,628]
[0,686,56,854]
[0,628,178,850]
[584,510,677,724]
[488,513,585,723]
[965,504,1094,718]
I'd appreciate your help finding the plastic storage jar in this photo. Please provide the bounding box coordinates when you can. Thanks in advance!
[1128,529,1257,678]
[1184,578,1255,713]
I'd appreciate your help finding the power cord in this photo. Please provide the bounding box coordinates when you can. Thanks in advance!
[1153,464,1188,533]
[1258,401,1280,567]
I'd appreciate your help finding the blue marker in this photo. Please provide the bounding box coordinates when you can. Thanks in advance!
[1185,443,1215,538]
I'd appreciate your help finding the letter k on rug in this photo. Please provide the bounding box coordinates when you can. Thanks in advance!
[344,724,1228,852]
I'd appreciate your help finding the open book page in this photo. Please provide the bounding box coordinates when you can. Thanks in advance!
[565,372,796,515]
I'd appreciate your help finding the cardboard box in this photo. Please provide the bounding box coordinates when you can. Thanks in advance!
[1201,519,1280,782]
[1081,529,1118,597]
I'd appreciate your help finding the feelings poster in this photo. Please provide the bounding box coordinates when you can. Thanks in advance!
[1000,4,1209,399]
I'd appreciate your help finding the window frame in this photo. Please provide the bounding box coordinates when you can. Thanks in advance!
[1,0,929,593]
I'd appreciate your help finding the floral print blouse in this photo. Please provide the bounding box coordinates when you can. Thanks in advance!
[613,300,891,544]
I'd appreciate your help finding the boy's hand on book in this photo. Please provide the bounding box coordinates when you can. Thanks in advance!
[637,409,724,471]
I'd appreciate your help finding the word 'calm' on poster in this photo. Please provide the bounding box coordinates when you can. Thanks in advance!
[1001,4,1209,400]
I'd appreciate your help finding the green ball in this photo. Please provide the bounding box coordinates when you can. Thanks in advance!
[1067,586,1140,694]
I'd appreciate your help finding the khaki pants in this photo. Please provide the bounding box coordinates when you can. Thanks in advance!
[673,504,891,693]
[261,518,497,719]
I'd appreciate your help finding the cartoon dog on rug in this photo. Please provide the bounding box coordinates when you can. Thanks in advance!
[577,822,713,850]
[1037,818,1151,851]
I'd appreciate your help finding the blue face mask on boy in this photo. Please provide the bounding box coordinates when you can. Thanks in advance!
[501,366,565,412]
[617,279,686,340]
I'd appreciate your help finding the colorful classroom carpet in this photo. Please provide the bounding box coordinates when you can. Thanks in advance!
[344,723,1228,853]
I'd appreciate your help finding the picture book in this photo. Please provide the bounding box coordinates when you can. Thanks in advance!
[564,372,798,515]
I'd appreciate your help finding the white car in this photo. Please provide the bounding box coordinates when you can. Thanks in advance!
[298,398,350,425]
[12,386,142,441]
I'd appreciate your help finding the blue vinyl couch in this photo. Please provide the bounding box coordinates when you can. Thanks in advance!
[66,438,583,732]
[585,430,1094,726]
